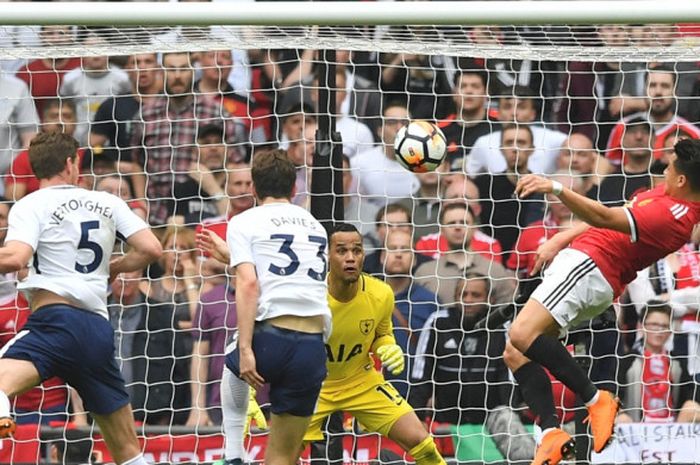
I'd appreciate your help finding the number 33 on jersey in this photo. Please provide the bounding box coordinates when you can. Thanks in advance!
[226,203,332,335]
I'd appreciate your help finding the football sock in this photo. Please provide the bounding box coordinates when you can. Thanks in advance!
[0,391,10,418]
[585,390,600,407]
[524,334,597,404]
[512,361,559,430]
[221,367,250,460]
[121,454,148,465]
[409,436,446,465]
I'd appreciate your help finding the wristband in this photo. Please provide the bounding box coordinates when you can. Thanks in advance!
[551,180,563,196]
[187,284,198,291]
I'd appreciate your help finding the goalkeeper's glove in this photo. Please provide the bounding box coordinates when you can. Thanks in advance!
[376,344,405,375]
[244,388,268,435]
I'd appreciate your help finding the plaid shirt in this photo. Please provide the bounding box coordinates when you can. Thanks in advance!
[131,94,245,225]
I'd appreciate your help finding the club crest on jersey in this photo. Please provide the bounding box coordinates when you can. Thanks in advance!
[360,319,375,335]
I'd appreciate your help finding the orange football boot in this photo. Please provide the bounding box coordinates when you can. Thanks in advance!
[531,428,576,465]
[584,390,620,453]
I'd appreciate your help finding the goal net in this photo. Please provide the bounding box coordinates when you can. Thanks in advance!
[1,14,700,465]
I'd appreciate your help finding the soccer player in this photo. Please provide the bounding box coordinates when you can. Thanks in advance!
[505,138,700,465]
[219,149,331,465]
[0,133,162,465]
[199,222,445,465]
[304,223,445,465]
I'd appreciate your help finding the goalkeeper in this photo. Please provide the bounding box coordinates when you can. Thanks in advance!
[199,223,445,465]
[300,223,445,465]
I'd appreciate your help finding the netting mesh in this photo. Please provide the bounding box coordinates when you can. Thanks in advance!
[3,24,700,61]
[0,21,698,464]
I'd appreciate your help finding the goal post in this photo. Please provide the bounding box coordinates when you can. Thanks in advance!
[1,4,700,464]
[2,1,700,26]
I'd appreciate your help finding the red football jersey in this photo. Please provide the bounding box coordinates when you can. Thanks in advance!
[414,230,503,264]
[571,185,700,297]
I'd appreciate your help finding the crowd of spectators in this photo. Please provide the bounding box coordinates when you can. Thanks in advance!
[1,22,700,462]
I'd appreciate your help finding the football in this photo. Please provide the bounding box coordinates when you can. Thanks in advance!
[393,121,447,173]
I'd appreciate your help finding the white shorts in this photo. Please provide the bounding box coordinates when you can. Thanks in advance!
[531,248,614,331]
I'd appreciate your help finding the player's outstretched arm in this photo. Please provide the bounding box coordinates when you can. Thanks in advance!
[0,241,33,274]
[110,229,163,279]
[515,174,631,235]
[530,222,590,276]
[196,229,230,265]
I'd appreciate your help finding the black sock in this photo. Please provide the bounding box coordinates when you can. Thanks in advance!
[524,334,597,403]
[513,361,559,430]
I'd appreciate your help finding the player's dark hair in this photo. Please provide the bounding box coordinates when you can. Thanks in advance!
[500,123,534,147]
[673,138,700,192]
[251,149,296,200]
[329,222,362,245]
[641,299,672,323]
[439,200,475,224]
[374,202,412,225]
[29,132,80,180]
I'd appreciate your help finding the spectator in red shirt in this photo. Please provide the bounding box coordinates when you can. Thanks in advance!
[414,201,517,307]
[606,65,700,166]
[15,26,80,115]
[415,175,503,262]
[5,99,80,200]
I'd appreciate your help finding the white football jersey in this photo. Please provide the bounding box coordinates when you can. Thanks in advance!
[6,185,148,319]
[227,202,332,338]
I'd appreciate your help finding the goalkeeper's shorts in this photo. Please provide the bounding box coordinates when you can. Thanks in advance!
[531,248,614,333]
[304,371,415,442]
[225,322,327,417]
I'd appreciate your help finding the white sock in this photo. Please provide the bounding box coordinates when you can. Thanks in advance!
[221,367,250,460]
[0,391,10,418]
[121,453,148,465]
[585,390,600,407]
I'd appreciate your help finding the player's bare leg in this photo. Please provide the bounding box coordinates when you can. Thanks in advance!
[509,299,619,457]
[0,359,42,437]
[265,413,313,465]
[388,411,446,465]
[92,403,145,465]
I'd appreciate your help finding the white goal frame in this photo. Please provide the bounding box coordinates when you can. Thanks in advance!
[1,1,700,26]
